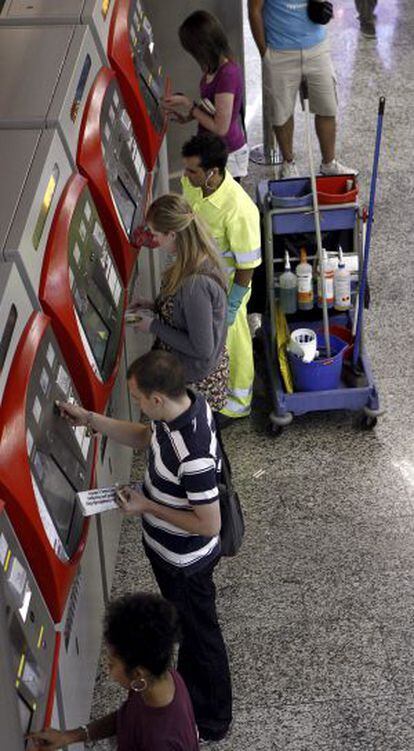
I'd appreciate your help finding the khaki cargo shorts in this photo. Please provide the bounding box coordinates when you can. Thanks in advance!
[262,38,338,127]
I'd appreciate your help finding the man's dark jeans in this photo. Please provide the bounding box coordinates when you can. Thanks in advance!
[149,555,232,740]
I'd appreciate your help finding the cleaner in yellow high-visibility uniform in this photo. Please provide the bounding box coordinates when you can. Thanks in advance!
[181,134,261,421]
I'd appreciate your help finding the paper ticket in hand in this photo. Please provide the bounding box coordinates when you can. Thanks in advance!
[76,486,120,516]
[76,483,142,517]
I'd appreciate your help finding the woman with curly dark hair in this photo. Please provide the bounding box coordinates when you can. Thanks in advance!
[27,593,199,750]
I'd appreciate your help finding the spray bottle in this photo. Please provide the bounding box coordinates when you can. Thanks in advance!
[334,247,351,311]
[296,247,313,310]
[279,251,297,314]
[317,249,334,309]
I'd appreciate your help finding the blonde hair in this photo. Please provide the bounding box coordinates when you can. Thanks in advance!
[146,193,226,296]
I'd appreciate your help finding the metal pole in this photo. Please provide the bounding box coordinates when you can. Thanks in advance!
[301,78,331,357]
[249,68,281,168]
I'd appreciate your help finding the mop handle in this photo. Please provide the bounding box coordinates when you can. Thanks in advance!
[352,206,367,338]
[352,96,386,366]
[301,77,331,357]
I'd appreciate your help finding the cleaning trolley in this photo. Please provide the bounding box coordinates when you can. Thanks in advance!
[258,88,385,436]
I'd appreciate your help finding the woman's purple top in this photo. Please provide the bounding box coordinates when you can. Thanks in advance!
[116,670,200,750]
[199,60,246,153]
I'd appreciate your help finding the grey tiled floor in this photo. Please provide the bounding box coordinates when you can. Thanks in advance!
[91,1,414,748]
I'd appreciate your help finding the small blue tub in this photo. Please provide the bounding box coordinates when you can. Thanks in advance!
[266,178,313,208]
[288,333,347,392]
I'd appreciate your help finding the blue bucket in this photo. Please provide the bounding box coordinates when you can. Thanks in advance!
[288,333,347,392]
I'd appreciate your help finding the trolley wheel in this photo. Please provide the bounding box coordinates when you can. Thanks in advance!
[267,422,284,437]
[360,414,378,430]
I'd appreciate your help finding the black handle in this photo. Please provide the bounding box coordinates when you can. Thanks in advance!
[301,76,309,101]
[379,96,386,115]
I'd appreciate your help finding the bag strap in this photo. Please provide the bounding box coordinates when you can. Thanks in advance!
[219,451,233,489]
[240,98,247,139]
[213,415,234,487]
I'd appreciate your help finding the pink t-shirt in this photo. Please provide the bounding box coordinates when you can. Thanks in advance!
[116,670,199,751]
[199,60,246,154]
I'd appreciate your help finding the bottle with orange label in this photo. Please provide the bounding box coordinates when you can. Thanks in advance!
[296,247,313,310]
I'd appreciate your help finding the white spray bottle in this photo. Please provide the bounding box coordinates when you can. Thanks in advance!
[334,247,351,311]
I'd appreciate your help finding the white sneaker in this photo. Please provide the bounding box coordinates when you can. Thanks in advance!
[278,160,299,179]
[320,159,358,176]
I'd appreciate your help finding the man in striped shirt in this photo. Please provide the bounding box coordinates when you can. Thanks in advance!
[59,350,232,742]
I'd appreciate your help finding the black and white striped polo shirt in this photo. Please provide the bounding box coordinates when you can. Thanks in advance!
[142,391,221,573]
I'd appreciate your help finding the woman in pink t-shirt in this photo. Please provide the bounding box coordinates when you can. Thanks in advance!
[163,10,249,180]
[27,593,200,751]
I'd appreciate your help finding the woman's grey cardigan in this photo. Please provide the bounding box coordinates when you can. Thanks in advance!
[150,271,228,383]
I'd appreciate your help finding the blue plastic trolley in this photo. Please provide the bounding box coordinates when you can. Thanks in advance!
[256,175,382,435]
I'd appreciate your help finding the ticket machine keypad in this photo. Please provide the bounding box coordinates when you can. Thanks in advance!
[25,332,94,562]
[101,81,147,238]
[68,185,125,382]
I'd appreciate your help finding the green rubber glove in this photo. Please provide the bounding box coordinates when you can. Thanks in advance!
[227,282,248,326]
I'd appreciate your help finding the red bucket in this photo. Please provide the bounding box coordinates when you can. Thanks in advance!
[316,175,359,205]
[325,325,354,361]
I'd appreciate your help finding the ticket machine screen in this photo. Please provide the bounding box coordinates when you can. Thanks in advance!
[101,86,146,238]
[24,332,91,562]
[32,452,77,549]
[111,174,137,236]
[81,301,110,369]
[129,5,165,133]
[139,73,164,134]
[68,185,124,383]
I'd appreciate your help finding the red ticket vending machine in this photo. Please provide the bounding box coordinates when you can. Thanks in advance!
[0,270,108,739]
[108,0,169,171]
[77,66,151,286]
[40,173,126,412]
[0,312,95,623]
[0,502,58,738]
[0,25,101,166]
[0,0,117,66]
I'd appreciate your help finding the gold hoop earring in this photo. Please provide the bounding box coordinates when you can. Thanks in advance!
[130,677,148,693]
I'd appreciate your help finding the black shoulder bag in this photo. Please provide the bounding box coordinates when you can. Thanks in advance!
[218,452,245,558]
[307,0,333,24]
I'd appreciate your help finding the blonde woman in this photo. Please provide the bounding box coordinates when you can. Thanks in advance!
[130,194,229,412]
